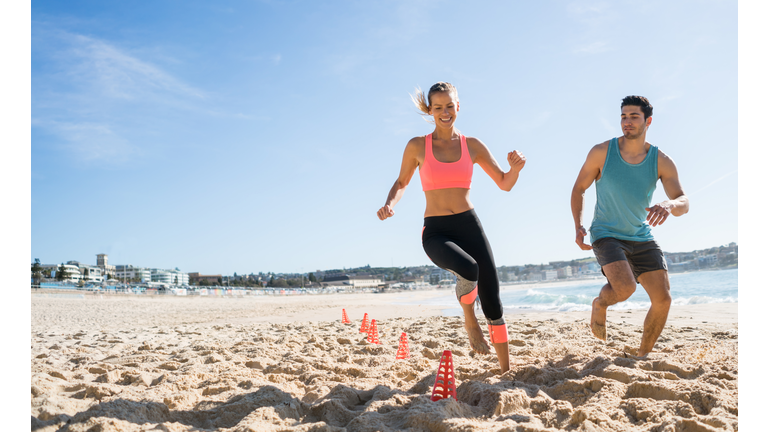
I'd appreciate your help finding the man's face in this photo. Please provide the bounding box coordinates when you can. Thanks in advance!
[621,105,651,139]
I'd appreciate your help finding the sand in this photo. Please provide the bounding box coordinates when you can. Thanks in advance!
[31,289,738,431]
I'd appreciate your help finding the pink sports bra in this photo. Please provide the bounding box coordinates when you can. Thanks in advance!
[420,133,473,191]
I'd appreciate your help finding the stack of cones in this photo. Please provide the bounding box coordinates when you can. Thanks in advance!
[366,319,380,344]
[430,350,457,401]
[395,332,411,360]
[359,313,370,333]
[341,309,351,324]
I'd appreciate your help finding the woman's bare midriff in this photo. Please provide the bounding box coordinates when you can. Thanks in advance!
[424,188,473,217]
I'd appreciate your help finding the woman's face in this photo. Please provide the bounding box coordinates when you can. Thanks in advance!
[428,91,459,128]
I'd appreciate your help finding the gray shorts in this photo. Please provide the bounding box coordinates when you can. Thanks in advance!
[592,237,668,281]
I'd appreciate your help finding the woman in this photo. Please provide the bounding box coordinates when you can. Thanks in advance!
[376,82,525,373]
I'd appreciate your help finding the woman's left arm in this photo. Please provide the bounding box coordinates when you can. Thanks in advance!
[470,137,526,192]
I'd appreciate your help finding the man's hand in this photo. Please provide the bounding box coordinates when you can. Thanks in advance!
[576,226,592,250]
[377,205,395,221]
[645,203,671,227]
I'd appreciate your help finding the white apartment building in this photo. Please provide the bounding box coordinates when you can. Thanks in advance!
[78,264,103,283]
[151,268,189,286]
[40,264,82,281]
[348,275,382,288]
[115,265,152,283]
[525,272,543,282]
[542,270,558,281]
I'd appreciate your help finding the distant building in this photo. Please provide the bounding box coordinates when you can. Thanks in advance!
[151,268,189,286]
[429,267,455,285]
[401,275,425,284]
[189,272,221,285]
[40,264,81,281]
[542,270,558,281]
[320,274,383,288]
[348,275,383,288]
[78,264,103,283]
[524,272,543,282]
[96,254,116,278]
[697,255,718,267]
[115,265,152,283]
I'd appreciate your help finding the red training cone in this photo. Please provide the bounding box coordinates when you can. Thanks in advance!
[395,332,411,360]
[341,309,351,324]
[366,319,380,344]
[430,350,457,401]
[359,313,370,333]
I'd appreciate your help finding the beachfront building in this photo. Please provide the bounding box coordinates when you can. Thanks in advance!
[524,272,543,282]
[96,254,116,279]
[40,263,82,281]
[151,268,189,286]
[348,275,383,288]
[78,264,104,283]
[115,265,152,283]
[189,272,222,285]
[542,270,558,281]
[557,266,573,279]
[573,261,600,277]
[319,274,383,288]
[697,254,718,267]
[320,275,350,288]
[429,267,455,285]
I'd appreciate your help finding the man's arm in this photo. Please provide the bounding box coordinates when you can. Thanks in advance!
[645,149,689,226]
[570,143,608,250]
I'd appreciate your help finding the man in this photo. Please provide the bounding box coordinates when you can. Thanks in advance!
[570,95,689,357]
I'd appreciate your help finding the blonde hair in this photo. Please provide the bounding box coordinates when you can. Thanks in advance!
[410,82,459,119]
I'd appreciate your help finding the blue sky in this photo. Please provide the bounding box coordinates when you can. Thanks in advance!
[29,0,739,275]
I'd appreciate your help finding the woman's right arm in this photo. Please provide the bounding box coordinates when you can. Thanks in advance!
[377,138,421,221]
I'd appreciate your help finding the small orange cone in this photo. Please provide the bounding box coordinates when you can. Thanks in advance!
[359,313,370,333]
[395,332,411,360]
[341,309,351,324]
[366,319,380,344]
[430,350,456,401]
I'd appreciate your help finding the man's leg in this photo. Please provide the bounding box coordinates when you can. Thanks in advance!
[591,260,637,340]
[636,269,672,357]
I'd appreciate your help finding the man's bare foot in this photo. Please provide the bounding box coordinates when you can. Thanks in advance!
[590,297,607,341]
[465,321,491,354]
[636,349,650,358]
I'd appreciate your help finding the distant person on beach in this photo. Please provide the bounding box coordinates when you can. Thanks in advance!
[377,82,526,373]
[570,95,689,357]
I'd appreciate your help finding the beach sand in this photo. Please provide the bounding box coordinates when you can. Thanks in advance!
[31,289,738,431]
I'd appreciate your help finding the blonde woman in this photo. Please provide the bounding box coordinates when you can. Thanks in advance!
[377,82,525,373]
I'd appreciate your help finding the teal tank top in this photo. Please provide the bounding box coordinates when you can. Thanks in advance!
[590,137,658,243]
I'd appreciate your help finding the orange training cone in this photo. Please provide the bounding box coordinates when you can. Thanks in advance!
[341,309,351,324]
[366,319,380,344]
[430,350,457,401]
[396,332,411,360]
[359,313,370,333]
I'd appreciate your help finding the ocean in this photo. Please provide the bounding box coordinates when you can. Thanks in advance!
[409,268,737,316]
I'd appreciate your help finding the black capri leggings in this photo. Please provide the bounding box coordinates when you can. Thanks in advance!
[422,209,503,321]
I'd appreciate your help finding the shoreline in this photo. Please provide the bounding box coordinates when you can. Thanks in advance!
[31,287,738,329]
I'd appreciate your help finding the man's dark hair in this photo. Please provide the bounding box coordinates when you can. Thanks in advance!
[621,95,653,120]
